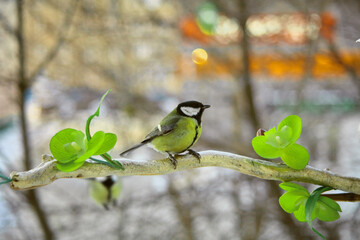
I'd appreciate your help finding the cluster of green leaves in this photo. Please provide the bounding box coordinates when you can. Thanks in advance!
[252,115,309,170]
[50,90,123,172]
[252,115,342,238]
[279,182,341,239]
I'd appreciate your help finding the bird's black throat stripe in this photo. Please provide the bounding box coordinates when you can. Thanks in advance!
[184,125,199,152]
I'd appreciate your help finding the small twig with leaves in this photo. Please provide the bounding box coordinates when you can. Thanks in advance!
[49,90,123,172]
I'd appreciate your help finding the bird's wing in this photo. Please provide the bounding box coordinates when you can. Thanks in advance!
[120,114,181,156]
[141,115,181,143]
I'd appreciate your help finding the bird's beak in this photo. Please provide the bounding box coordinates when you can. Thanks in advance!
[203,104,211,109]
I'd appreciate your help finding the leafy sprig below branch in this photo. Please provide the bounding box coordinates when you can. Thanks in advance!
[279,183,341,239]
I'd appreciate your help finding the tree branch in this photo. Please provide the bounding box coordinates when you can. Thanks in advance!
[9,151,360,194]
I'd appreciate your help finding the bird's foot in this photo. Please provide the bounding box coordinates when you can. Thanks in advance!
[187,149,201,163]
[167,152,178,169]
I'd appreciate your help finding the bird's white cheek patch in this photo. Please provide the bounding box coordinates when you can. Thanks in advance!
[181,106,200,116]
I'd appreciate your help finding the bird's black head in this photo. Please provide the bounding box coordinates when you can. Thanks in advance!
[177,101,210,124]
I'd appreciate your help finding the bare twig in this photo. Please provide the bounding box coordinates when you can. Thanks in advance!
[328,40,360,96]
[0,74,16,86]
[0,11,15,36]
[322,193,360,202]
[28,0,80,83]
[9,151,360,196]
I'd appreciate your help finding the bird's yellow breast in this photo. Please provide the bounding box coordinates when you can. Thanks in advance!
[151,117,202,154]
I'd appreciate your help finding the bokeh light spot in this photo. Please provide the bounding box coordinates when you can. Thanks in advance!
[192,48,208,65]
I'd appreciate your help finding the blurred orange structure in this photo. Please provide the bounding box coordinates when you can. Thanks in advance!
[320,12,336,42]
[179,51,360,80]
[179,12,360,80]
[180,16,213,44]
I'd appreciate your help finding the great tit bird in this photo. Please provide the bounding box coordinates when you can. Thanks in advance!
[89,176,122,210]
[120,101,210,168]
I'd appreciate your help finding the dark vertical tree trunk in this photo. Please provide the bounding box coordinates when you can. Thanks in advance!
[16,0,31,170]
[236,1,309,239]
[16,1,54,239]
[167,177,194,240]
[238,0,260,131]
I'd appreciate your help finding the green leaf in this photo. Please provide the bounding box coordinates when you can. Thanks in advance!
[83,89,123,170]
[50,128,86,163]
[279,190,309,213]
[72,149,98,165]
[93,133,117,155]
[277,115,302,145]
[305,186,332,239]
[86,89,111,141]
[293,204,306,222]
[94,90,111,117]
[263,127,281,148]
[56,160,85,172]
[277,125,293,144]
[281,143,309,169]
[265,126,293,149]
[87,131,106,150]
[278,183,310,221]
[316,196,341,221]
[73,131,106,164]
[293,203,316,222]
[252,135,282,159]
[310,227,326,240]
[279,182,309,193]
[318,196,342,212]
[305,192,319,225]
[316,202,340,222]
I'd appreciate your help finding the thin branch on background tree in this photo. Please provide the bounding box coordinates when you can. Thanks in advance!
[28,0,80,83]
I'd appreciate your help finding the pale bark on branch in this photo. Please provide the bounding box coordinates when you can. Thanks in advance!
[9,150,360,194]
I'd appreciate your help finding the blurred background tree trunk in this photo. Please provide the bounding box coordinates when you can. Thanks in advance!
[16,0,54,239]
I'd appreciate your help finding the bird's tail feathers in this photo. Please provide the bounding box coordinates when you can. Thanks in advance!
[119,143,146,156]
